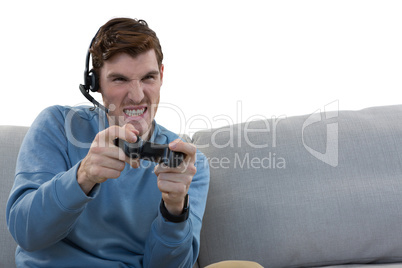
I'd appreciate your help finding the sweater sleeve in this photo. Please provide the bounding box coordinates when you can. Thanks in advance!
[143,151,210,268]
[6,106,99,251]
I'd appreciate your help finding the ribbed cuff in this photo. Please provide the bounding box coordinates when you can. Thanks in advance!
[53,162,99,212]
[153,209,192,244]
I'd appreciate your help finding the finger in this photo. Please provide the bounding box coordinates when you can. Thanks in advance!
[126,156,141,169]
[87,149,127,171]
[102,125,139,146]
[158,177,189,197]
[98,155,126,172]
[158,177,190,206]
[122,124,140,141]
[83,154,126,182]
[102,125,140,163]
[169,139,197,164]
[154,160,197,175]
[160,188,188,203]
[91,165,124,181]
[89,144,127,162]
[157,172,193,186]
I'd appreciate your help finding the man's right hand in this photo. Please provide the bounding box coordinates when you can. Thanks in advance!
[77,124,139,195]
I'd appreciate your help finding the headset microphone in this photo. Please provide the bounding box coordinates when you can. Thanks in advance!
[79,29,109,113]
[79,84,108,113]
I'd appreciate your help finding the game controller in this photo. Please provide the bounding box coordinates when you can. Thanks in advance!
[114,136,185,168]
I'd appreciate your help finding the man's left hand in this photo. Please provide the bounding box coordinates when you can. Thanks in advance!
[154,139,197,215]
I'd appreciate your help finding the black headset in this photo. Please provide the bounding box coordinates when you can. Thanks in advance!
[79,29,109,113]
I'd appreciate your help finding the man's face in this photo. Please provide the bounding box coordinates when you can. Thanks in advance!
[99,50,164,139]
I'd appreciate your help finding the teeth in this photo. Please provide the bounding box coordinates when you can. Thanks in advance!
[124,108,145,117]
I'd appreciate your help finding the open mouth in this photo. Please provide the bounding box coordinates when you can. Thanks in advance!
[124,107,147,117]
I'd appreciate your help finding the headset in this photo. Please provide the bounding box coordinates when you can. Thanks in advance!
[79,29,109,113]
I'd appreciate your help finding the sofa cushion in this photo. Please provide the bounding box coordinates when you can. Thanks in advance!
[0,126,28,268]
[192,105,402,267]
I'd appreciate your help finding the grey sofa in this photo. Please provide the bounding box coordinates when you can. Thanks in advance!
[3,105,402,268]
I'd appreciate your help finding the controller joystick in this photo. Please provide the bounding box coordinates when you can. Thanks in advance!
[113,136,185,168]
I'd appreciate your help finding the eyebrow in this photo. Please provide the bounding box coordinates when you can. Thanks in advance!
[107,73,130,80]
[142,70,160,77]
[107,70,160,80]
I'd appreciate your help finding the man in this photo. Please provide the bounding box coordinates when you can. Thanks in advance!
[6,17,210,267]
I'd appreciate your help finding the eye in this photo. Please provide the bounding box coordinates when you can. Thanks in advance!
[142,75,155,81]
[113,77,127,82]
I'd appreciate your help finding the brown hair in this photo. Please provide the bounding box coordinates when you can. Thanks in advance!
[90,18,163,71]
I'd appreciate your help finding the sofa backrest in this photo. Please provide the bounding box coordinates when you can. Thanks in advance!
[192,105,402,267]
[0,126,28,268]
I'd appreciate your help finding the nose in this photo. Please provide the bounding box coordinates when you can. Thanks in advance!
[127,80,145,104]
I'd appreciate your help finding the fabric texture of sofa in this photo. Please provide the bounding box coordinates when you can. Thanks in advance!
[3,105,402,267]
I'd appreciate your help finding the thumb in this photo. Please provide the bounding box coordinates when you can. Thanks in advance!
[122,124,139,143]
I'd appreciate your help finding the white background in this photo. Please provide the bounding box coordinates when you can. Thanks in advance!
[1,0,401,136]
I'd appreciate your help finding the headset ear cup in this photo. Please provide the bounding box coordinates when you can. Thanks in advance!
[88,69,99,92]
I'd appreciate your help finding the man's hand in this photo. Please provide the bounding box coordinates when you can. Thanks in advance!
[77,124,140,195]
[154,139,197,215]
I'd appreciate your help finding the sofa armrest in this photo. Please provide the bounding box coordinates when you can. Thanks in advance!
[0,125,29,267]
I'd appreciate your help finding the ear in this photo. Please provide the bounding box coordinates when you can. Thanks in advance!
[159,64,164,85]
[96,67,103,93]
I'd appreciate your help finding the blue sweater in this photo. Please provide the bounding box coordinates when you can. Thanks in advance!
[6,105,210,268]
